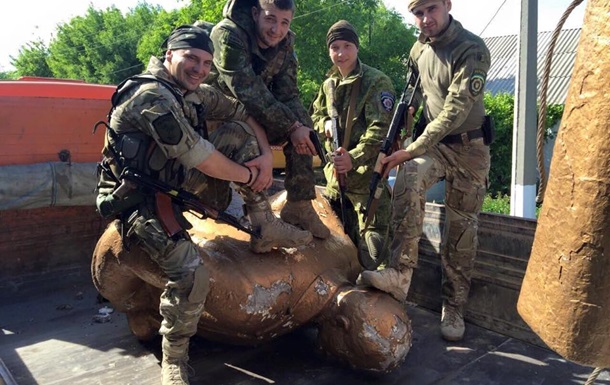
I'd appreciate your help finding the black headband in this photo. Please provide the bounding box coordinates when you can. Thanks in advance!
[162,24,214,54]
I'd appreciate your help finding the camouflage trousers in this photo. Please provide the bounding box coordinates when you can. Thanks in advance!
[280,142,317,202]
[126,121,264,357]
[391,138,490,308]
[327,186,392,263]
[127,209,209,357]
[184,120,267,209]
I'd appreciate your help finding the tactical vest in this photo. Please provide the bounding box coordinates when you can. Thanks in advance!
[95,74,207,218]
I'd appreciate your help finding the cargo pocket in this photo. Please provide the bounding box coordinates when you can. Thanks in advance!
[188,264,210,304]
[446,178,485,214]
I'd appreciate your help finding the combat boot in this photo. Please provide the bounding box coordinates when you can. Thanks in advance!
[357,267,413,302]
[440,303,465,341]
[161,355,191,385]
[247,201,313,253]
[280,199,330,239]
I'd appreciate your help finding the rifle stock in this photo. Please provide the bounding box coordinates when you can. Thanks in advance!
[121,168,261,239]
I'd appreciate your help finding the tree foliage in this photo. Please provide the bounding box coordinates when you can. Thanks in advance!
[484,92,564,197]
[11,39,53,78]
[45,5,161,84]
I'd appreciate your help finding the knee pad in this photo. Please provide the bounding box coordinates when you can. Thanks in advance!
[187,264,210,304]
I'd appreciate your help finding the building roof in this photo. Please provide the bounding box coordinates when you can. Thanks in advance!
[483,28,581,105]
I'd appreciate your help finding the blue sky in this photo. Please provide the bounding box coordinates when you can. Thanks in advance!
[0,0,588,72]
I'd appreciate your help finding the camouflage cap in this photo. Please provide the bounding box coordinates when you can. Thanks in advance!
[408,0,437,11]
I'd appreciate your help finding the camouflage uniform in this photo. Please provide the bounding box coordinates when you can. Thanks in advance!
[205,1,315,202]
[96,57,263,360]
[311,60,395,264]
[392,17,491,310]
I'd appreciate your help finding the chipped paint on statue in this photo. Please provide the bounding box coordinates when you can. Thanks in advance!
[92,188,412,372]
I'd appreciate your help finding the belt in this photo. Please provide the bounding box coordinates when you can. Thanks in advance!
[440,129,484,145]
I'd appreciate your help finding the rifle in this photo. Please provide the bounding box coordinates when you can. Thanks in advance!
[309,130,327,167]
[120,168,261,239]
[327,81,348,233]
[361,69,421,232]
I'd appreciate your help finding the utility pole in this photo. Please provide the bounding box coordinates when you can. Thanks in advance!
[510,0,538,218]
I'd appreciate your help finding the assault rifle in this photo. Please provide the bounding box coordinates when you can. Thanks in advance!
[327,86,347,233]
[361,69,421,232]
[120,168,261,239]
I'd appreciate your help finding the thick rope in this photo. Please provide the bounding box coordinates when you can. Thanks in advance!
[585,367,604,385]
[536,0,584,204]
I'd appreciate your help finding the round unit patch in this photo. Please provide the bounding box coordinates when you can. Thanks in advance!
[380,91,395,112]
[469,70,486,97]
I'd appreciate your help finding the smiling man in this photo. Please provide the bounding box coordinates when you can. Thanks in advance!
[358,0,492,343]
[95,23,313,385]
[206,0,331,240]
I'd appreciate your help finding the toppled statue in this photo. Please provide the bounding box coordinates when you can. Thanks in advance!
[91,188,412,372]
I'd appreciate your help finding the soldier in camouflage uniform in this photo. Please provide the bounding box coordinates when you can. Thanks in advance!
[95,25,311,385]
[205,0,330,239]
[311,20,395,268]
[358,0,491,342]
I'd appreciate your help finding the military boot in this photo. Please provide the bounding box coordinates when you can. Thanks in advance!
[161,338,191,385]
[247,201,313,253]
[280,199,330,239]
[161,355,191,385]
[357,267,413,302]
[440,303,465,341]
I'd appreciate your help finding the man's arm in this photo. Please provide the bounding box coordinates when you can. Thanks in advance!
[406,45,491,158]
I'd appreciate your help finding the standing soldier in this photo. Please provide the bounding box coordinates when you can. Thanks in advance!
[206,0,330,239]
[310,20,395,269]
[358,0,491,342]
[95,24,311,385]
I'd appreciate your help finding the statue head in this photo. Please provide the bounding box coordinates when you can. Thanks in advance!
[316,286,412,372]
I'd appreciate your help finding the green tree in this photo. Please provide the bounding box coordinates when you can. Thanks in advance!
[11,39,53,78]
[484,92,564,197]
[290,0,416,106]
[45,4,161,84]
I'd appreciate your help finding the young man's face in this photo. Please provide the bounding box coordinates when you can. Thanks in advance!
[328,40,358,75]
[165,48,213,92]
[411,0,452,38]
[252,4,293,49]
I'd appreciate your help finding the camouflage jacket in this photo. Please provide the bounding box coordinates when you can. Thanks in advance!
[406,17,491,158]
[98,56,248,193]
[205,1,311,144]
[311,60,395,197]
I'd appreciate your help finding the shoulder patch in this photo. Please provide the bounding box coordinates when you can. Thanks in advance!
[469,70,487,97]
[153,113,183,145]
[380,91,395,112]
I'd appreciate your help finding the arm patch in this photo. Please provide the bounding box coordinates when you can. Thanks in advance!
[380,91,395,112]
[153,113,183,145]
[469,70,487,97]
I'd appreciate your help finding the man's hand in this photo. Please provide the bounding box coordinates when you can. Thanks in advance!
[333,147,353,174]
[244,151,273,192]
[290,124,316,156]
[324,119,333,138]
[380,149,413,178]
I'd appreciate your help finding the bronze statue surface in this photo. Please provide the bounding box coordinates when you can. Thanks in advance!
[92,188,412,372]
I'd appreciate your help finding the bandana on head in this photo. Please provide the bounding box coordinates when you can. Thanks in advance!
[162,24,214,55]
[326,20,359,48]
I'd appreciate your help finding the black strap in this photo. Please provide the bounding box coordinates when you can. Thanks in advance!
[440,129,484,145]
